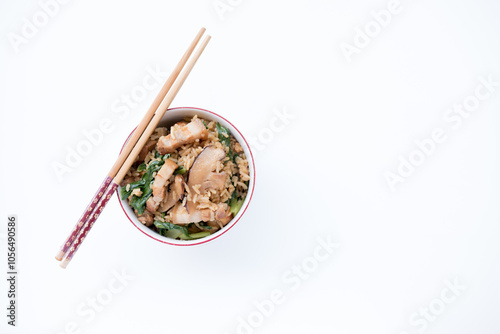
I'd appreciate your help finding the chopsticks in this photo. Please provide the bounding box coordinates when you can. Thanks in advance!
[55,28,211,268]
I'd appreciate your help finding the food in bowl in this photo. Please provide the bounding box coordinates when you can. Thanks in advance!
[120,115,250,240]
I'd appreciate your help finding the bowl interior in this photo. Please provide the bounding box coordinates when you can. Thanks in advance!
[118,107,255,245]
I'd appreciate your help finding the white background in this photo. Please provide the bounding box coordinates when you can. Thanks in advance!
[1,0,500,333]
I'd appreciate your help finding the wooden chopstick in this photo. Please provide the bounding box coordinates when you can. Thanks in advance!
[55,28,206,262]
[59,34,212,269]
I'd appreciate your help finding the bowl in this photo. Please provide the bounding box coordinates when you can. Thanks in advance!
[117,107,255,245]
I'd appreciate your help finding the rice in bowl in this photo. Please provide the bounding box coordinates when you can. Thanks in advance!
[120,115,250,240]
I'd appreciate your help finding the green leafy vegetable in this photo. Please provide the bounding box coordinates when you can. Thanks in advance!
[216,122,231,147]
[199,223,212,230]
[202,120,208,129]
[147,159,164,173]
[121,159,165,215]
[229,191,244,216]
[174,166,187,175]
[129,191,150,215]
[120,179,145,200]
[216,122,237,161]
[162,229,183,239]
[154,221,211,240]
[154,151,171,161]
[154,221,189,237]
[185,232,211,239]
[230,199,244,216]
[137,163,146,172]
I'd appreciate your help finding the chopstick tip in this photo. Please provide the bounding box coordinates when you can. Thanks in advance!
[55,250,64,261]
[60,260,69,269]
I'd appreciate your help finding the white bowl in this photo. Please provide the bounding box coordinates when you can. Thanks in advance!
[117,107,255,246]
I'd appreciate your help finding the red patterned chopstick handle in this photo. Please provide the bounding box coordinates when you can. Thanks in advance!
[60,182,118,268]
[55,176,113,260]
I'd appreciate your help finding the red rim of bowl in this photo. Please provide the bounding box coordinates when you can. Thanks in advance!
[116,107,256,246]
